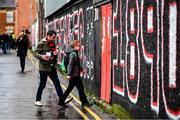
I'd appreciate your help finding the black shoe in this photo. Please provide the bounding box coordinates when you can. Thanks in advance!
[58,97,73,106]
[58,102,66,107]
[81,103,91,107]
[20,71,25,74]
[21,69,24,72]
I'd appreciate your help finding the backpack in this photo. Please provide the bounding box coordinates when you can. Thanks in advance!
[60,52,77,73]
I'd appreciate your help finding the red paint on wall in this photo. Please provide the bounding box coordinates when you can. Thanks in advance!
[100,3,112,103]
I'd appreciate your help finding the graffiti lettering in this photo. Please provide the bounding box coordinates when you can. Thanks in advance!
[112,0,179,119]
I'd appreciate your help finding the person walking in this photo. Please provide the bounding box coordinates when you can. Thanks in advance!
[2,33,8,54]
[34,30,72,107]
[16,32,28,72]
[58,40,89,107]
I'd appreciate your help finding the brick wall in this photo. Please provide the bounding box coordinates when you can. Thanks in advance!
[15,0,30,36]
[31,0,37,22]
[0,10,15,34]
[0,10,6,33]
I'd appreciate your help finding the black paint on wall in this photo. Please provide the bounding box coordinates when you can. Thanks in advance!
[46,0,180,119]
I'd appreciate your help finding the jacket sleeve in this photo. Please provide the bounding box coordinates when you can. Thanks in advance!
[67,53,76,76]
[16,39,19,49]
[25,37,28,50]
[34,42,44,59]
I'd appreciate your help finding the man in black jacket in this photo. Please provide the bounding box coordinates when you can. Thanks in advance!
[58,40,89,107]
[16,32,28,73]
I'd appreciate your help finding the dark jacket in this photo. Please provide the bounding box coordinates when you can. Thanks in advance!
[34,38,57,72]
[16,35,28,57]
[65,45,80,78]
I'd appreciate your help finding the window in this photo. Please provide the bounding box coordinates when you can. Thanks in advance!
[6,11,13,23]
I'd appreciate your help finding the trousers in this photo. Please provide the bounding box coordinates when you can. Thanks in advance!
[19,56,26,72]
[59,76,88,105]
[36,69,63,101]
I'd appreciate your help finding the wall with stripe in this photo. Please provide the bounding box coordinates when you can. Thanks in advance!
[45,0,180,119]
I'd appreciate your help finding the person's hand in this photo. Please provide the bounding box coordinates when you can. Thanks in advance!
[80,69,86,77]
[53,51,58,55]
[42,55,50,61]
[67,75,71,80]
[80,68,85,74]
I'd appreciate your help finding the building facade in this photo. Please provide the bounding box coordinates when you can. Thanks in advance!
[0,0,16,34]
[15,0,30,37]
[15,0,38,48]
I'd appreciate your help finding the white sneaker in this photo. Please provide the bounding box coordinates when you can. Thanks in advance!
[35,101,42,106]
[65,97,73,104]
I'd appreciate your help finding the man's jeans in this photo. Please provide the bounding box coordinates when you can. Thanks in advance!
[36,69,63,101]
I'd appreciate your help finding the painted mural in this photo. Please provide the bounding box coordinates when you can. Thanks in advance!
[45,0,180,119]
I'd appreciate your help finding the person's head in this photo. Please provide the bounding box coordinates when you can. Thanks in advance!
[19,32,24,38]
[71,40,80,51]
[46,30,57,42]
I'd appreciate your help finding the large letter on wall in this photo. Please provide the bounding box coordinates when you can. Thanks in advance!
[125,0,140,103]
[112,0,125,96]
[79,8,84,41]
[85,7,94,81]
[141,0,160,113]
[161,0,180,119]
[73,10,79,40]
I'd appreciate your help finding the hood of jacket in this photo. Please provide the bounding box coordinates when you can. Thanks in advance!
[64,45,76,54]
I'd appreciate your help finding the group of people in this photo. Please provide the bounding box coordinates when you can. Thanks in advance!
[18,29,89,107]
[0,32,16,54]
[0,31,28,73]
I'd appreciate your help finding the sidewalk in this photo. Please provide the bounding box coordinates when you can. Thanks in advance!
[0,51,47,119]
[28,50,116,119]
[0,51,115,119]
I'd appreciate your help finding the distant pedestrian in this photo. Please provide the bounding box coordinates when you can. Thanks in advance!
[58,40,89,107]
[34,30,72,107]
[16,32,28,72]
[10,32,16,50]
[0,34,2,48]
[2,33,8,54]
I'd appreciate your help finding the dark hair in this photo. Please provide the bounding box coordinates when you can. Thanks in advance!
[22,29,31,34]
[47,30,56,36]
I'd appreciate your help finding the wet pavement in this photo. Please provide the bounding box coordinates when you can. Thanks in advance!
[0,50,115,119]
